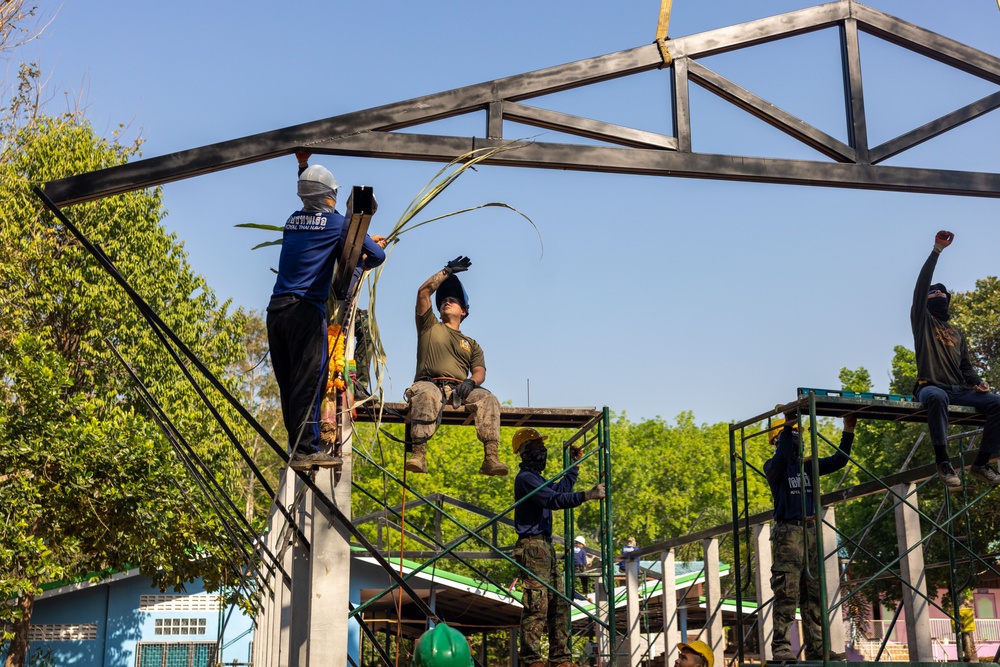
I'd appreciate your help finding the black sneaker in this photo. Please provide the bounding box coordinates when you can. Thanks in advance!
[970,464,1000,485]
[289,451,343,471]
[937,461,962,490]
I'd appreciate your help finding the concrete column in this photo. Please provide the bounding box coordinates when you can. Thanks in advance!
[290,482,312,667]
[255,470,297,667]
[822,507,845,653]
[625,559,642,667]
[660,549,681,667]
[596,580,610,667]
[893,483,933,662]
[753,523,774,660]
[305,416,354,665]
[702,538,724,667]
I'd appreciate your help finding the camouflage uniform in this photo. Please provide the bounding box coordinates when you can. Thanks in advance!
[516,535,572,666]
[405,381,500,445]
[770,520,823,658]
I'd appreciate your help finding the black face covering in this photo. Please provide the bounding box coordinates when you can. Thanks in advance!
[520,444,548,474]
[928,298,951,321]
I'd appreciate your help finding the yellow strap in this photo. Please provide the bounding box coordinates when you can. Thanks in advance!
[655,0,674,67]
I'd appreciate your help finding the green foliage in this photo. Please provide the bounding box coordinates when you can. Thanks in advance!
[889,345,918,395]
[0,88,254,656]
[951,276,1000,389]
[839,367,872,394]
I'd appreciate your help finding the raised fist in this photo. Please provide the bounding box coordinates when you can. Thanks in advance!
[935,230,954,249]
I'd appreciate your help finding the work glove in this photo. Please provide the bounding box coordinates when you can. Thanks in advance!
[934,230,954,252]
[444,256,472,275]
[584,483,606,501]
[452,379,476,407]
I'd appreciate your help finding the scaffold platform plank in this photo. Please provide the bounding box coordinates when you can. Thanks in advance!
[796,392,985,426]
[734,390,986,430]
[353,402,602,430]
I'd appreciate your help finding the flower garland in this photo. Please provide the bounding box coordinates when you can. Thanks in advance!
[327,323,347,393]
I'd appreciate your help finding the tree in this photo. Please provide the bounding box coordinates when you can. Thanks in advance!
[0,85,252,665]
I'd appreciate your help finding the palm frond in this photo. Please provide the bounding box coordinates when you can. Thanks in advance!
[235,222,285,232]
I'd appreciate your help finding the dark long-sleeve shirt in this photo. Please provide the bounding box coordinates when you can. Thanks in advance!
[514,465,586,536]
[764,425,854,521]
[911,250,980,388]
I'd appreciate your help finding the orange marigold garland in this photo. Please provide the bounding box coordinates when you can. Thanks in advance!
[327,323,347,393]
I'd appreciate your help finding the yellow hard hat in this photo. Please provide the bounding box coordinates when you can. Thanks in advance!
[768,418,801,444]
[678,641,714,667]
[512,428,548,454]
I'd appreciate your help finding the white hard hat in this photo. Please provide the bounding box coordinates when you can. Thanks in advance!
[575,536,586,545]
[298,164,339,192]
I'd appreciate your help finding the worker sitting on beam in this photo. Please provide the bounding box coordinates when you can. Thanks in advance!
[403,257,507,475]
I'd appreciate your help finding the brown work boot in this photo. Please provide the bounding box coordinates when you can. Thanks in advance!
[550,661,581,667]
[479,441,509,476]
[526,662,546,667]
[405,443,428,473]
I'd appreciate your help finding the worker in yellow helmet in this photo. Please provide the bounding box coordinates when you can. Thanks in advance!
[512,427,604,667]
[674,640,714,667]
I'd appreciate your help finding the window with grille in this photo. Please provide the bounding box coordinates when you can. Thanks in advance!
[154,618,207,636]
[139,594,220,612]
[28,624,98,641]
[135,642,216,667]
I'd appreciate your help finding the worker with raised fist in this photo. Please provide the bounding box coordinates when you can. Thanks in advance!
[912,230,1000,489]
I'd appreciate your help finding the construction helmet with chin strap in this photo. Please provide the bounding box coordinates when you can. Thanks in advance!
[512,427,548,455]
[412,623,472,667]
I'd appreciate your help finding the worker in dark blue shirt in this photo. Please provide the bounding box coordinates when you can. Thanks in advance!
[512,427,604,667]
[267,153,386,471]
[763,413,855,662]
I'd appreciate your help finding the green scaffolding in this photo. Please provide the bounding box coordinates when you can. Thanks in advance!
[349,406,623,667]
[729,389,1000,667]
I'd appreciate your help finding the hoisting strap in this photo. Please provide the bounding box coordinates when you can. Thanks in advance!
[655,0,673,68]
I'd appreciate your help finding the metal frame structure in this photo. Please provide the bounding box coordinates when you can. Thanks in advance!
[43,0,1000,206]
[728,390,1000,666]
[32,3,1000,666]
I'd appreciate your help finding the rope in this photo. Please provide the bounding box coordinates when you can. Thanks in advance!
[655,0,673,68]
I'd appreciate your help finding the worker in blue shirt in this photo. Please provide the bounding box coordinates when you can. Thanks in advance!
[763,413,855,662]
[512,427,604,667]
[267,153,386,471]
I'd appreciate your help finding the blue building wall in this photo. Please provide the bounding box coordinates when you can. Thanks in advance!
[4,574,253,667]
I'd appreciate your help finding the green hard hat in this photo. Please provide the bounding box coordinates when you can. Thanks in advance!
[412,623,472,667]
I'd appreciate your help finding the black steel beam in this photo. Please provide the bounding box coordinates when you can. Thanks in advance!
[305,132,1000,198]
[687,60,855,162]
[41,0,1000,205]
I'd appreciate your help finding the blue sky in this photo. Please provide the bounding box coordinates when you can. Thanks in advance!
[14,0,1000,426]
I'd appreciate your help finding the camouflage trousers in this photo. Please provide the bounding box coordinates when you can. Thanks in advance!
[516,536,572,665]
[771,520,824,657]
[404,381,500,445]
